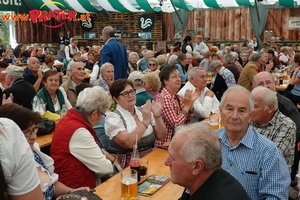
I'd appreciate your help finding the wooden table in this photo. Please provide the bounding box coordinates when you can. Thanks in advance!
[36,132,53,148]
[275,83,289,92]
[94,148,183,200]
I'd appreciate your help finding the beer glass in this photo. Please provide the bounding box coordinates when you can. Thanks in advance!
[121,169,138,200]
[209,114,219,130]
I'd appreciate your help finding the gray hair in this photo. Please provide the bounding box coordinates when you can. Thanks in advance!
[249,53,261,62]
[129,52,139,60]
[76,86,111,115]
[168,55,178,64]
[220,85,254,113]
[231,52,238,60]
[251,86,278,110]
[69,61,84,70]
[100,62,114,75]
[188,67,204,81]
[208,60,222,72]
[102,26,115,37]
[224,53,233,62]
[253,72,275,87]
[175,122,222,170]
[27,57,39,64]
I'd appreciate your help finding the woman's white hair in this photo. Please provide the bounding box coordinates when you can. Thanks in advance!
[76,86,111,114]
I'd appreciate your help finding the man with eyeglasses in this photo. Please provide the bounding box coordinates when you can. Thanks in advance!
[178,67,219,122]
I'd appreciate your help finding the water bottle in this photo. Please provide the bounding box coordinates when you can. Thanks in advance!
[61,104,67,117]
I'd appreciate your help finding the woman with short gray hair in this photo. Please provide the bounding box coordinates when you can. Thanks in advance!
[128,52,139,73]
[209,60,236,100]
[51,86,116,188]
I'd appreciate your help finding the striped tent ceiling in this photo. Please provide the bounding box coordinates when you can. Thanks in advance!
[2,0,299,13]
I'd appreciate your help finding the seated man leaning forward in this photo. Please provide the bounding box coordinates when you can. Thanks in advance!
[251,86,296,172]
[217,85,290,199]
[50,86,115,188]
[178,67,219,122]
[165,122,250,200]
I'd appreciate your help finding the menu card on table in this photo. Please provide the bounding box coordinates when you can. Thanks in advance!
[138,174,170,196]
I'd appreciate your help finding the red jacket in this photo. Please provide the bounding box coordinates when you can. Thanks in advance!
[50,109,98,188]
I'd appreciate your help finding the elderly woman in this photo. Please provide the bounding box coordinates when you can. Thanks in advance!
[105,79,166,168]
[0,103,89,199]
[145,58,160,74]
[128,52,139,73]
[33,70,72,115]
[3,49,17,64]
[156,65,200,147]
[91,62,114,92]
[51,86,115,188]
[143,72,161,100]
[209,60,236,101]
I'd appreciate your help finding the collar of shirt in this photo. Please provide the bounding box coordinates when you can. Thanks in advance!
[136,88,146,94]
[105,37,113,45]
[217,125,255,150]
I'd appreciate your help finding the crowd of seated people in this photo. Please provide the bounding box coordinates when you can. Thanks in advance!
[2,29,300,200]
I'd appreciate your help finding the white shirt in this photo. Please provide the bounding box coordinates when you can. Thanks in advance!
[194,42,208,53]
[70,127,113,176]
[105,105,155,140]
[178,82,220,122]
[89,63,100,84]
[0,118,40,196]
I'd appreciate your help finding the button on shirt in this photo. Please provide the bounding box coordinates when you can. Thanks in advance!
[217,126,290,200]
[251,109,296,171]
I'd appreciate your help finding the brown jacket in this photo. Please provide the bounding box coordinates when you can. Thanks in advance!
[61,78,78,107]
[237,61,258,92]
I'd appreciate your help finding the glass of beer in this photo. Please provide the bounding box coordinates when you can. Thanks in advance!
[207,72,212,80]
[121,169,138,200]
[209,114,219,130]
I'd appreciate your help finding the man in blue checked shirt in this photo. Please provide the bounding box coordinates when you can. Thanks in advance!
[217,85,290,200]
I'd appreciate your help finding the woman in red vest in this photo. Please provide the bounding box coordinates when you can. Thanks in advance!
[51,86,115,188]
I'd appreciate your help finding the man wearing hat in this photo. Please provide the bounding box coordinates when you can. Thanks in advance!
[2,65,36,109]
[127,71,153,106]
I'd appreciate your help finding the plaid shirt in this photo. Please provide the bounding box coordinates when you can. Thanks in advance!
[155,88,192,147]
[251,109,296,171]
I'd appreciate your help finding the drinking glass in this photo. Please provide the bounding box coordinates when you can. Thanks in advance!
[121,169,138,200]
[140,159,148,177]
[209,114,219,130]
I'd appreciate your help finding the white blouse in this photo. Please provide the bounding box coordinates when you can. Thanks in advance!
[105,105,155,140]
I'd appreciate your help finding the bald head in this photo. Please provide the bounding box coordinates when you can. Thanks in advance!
[253,72,276,92]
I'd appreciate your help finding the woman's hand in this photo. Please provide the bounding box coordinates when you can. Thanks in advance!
[151,95,164,117]
[141,100,151,124]
[70,187,90,193]
[103,75,114,87]
[191,88,200,103]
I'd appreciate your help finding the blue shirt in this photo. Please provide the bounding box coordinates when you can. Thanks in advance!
[175,63,187,82]
[291,70,300,96]
[217,126,290,200]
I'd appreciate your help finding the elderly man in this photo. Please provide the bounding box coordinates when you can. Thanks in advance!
[237,53,262,91]
[100,26,128,80]
[128,71,153,106]
[165,122,250,200]
[23,57,43,92]
[138,50,154,71]
[61,62,85,107]
[253,71,300,179]
[2,65,36,109]
[251,86,296,171]
[174,53,192,82]
[178,67,219,122]
[217,85,290,199]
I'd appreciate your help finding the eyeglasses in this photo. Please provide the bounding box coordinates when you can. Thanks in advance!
[99,111,106,117]
[149,63,156,66]
[119,89,135,98]
[23,127,38,138]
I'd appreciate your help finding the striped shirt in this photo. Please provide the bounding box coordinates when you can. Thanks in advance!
[217,126,290,200]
